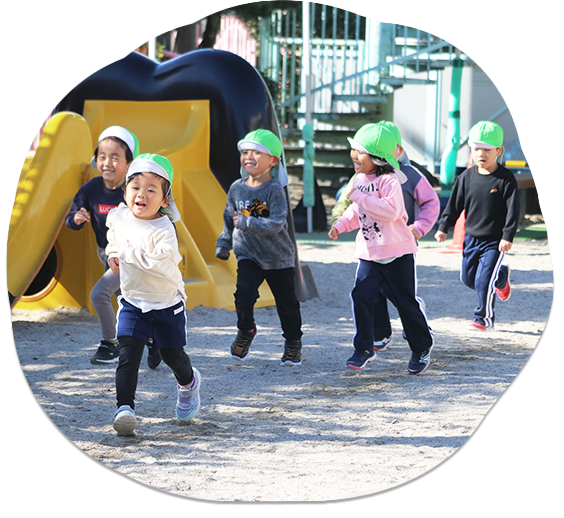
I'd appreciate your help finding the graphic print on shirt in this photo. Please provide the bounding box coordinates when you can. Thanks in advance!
[99,204,118,215]
[359,208,382,241]
[238,199,270,218]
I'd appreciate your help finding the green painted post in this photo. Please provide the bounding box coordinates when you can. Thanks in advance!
[439,57,463,197]
[302,124,315,232]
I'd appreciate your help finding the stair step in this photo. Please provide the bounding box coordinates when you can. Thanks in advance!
[287,163,354,182]
[380,76,436,86]
[284,147,351,165]
[332,94,388,103]
[289,112,380,122]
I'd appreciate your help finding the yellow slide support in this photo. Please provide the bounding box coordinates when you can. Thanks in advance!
[9,100,275,314]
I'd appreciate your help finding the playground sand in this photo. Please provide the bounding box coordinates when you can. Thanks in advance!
[10,235,552,502]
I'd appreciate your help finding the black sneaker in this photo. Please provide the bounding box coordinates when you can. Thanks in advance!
[281,340,302,366]
[408,346,433,375]
[147,345,162,369]
[230,325,257,361]
[90,340,119,365]
[346,349,376,370]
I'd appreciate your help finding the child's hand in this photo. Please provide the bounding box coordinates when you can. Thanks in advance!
[233,211,238,227]
[108,257,120,274]
[328,226,340,241]
[434,230,447,243]
[408,225,421,241]
[499,239,512,253]
[74,207,90,225]
[216,252,229,261]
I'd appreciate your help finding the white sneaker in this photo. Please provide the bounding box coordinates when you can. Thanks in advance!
[113,405,137,436]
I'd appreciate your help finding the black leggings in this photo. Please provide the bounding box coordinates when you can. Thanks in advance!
[115,336,194,410]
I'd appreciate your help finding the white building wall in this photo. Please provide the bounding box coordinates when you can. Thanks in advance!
[393,63,522,170]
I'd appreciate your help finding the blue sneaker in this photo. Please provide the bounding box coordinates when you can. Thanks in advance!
[346,349,376,370]
[408,347,433,375]
[176,368,201,421]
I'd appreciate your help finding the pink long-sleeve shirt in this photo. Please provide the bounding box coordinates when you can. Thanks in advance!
[333,172,417,262]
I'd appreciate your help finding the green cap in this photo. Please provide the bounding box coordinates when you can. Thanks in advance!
[468,121,504,149]
[347,124,407,183]
[126,153,180,222]
[238,129,282,158]
[237,128,289,186]
[377,120,402,146]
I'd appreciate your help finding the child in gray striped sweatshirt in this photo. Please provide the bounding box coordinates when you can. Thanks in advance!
[216,129,303,366]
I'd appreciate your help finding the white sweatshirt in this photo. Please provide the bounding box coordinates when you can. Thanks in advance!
[106,203,186,311]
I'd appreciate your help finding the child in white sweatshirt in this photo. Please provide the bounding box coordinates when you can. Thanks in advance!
[106,153,200,436]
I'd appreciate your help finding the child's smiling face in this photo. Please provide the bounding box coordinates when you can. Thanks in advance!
[240,149,279,179]
[96,138,131,189]
[125,172,169,220]
[350,148,376,175]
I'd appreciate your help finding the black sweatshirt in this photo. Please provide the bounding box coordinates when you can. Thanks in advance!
[65,176,125,249]
[437,165,520,242]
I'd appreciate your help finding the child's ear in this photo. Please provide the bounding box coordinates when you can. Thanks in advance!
[161,195,171,208]
[271,156,281,167]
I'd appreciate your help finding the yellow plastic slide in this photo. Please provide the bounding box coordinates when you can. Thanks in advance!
[9,100,275,314]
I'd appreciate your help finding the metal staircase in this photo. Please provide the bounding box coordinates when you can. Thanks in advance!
[258,5,472,191]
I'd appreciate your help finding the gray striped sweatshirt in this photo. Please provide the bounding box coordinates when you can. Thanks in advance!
[215,178,296,270]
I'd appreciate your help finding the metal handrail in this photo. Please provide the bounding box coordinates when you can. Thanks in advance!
[277,38,459,109]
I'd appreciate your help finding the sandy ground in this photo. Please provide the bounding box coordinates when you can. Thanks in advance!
[10,232,552,502]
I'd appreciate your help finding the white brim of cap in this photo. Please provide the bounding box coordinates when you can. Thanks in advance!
[347,138,407,184]
[347,137,371,155]
[468,140,498,149]
[127,158,170,184]
[237,140,272,155]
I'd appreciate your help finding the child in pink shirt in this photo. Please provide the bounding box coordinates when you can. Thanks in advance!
[329,124,434,374]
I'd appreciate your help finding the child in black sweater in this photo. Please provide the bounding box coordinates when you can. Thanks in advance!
[435,121,520,330]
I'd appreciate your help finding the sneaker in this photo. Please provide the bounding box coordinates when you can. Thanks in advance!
[230,325,257,361]
[147,345,162,370]
[90,340,119,365]
[373,336,392,351]
[408,347,433,375]
[113,405,137,436]
[469,321,493,331]
[346,349,376,370]
[281,340,302,366]
[496,267,511,301]
[176,368,201,421]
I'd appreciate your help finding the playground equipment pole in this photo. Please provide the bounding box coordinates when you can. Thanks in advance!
[302,1,314,233]
[439,55,463,197]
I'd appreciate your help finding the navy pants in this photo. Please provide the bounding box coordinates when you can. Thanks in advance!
[461,234,509,327]
[351,255,433,354]
[235,259,302,342]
